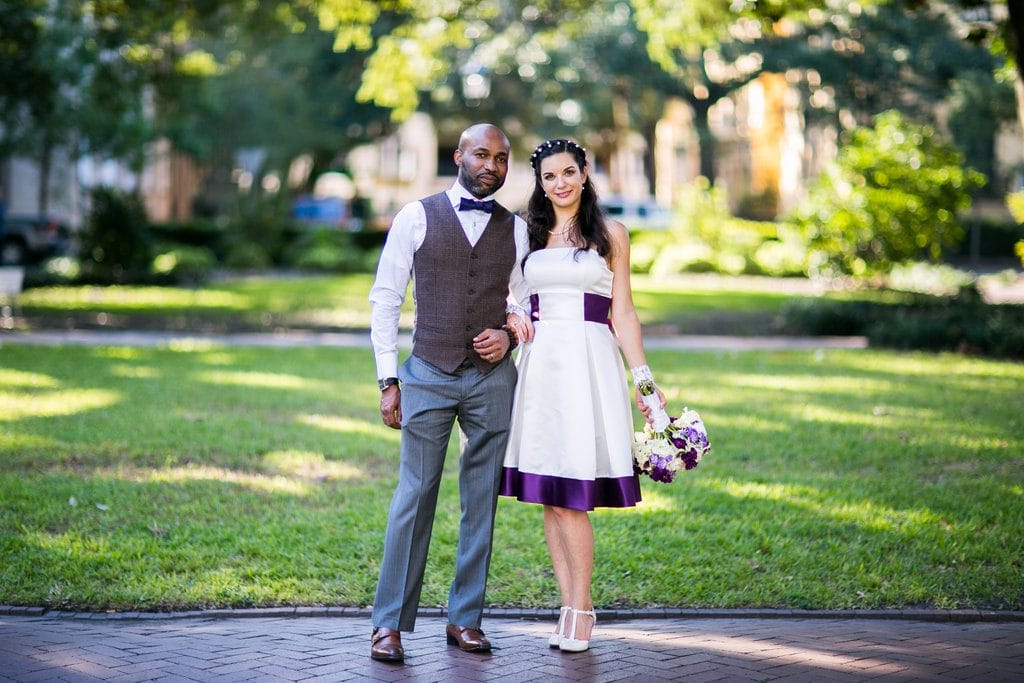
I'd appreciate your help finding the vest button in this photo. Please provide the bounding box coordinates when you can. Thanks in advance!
[469,271,476,277]
[465,342,472,349]
[467,288,475,294]
[465,325,472,331]
[471,254,479,259]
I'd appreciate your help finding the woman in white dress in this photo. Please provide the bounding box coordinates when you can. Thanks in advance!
[502,139,666,652]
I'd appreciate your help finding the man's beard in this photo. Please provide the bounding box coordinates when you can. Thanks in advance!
[459,168,502,198]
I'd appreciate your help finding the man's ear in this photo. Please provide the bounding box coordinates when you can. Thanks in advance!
[453,149,463,168]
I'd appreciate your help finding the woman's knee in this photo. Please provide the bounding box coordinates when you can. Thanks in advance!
[545,504,587,523]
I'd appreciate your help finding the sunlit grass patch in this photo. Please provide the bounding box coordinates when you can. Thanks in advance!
[0,368,60,388]
[0,388,121,420]
[19,285,252,311]
[0,343,1021,611]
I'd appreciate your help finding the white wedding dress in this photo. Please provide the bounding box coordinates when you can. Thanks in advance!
[500,247,641,511]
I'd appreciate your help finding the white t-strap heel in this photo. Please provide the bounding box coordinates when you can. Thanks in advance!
[549,606,571,648]
[559,608,596,652]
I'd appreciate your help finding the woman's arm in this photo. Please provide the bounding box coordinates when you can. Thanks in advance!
[607,220,666,416]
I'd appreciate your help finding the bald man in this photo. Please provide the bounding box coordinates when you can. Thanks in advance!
[367,123,531,661]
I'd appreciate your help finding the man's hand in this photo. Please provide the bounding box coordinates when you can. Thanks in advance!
[506,313,534,344]
[380,385,402,429]
[473,328,510,363]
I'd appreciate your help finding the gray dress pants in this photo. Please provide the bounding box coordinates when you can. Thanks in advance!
[371,353,516,631]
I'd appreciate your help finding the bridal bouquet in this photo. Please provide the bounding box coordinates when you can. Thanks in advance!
[632,382,710,483]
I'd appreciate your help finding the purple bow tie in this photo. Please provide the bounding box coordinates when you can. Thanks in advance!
[459,197,496,213]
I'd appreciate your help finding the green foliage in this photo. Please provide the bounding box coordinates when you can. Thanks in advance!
[647,180,808,278]
[781,288,1024,359]
[227,196,297,265]
[945,217,1024,259]
[150,246,217,286]
[284,229,373,273]
[1008,191,1024,224]
[149,220,227,252]
[885,262,975,296]
[21,256,82,289]
[789,110,986,277]
[80,188,153,284]
[223,242,272,271]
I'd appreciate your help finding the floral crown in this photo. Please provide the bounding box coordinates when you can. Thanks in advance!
[529,138,587,170]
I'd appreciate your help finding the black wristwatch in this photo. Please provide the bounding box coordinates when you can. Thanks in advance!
[378,377,399,391]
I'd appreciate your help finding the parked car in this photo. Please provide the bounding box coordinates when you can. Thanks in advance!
[600,196,673,231]
[0,215,74,265]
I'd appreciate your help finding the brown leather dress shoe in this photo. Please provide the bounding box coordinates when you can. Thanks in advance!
[445,624,491,652]
[370,627,404,662]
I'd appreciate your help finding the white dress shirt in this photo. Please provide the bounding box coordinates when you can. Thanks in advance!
[369,181,531,381]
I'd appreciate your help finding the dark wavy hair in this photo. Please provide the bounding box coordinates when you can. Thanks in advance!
[526,139,611,260]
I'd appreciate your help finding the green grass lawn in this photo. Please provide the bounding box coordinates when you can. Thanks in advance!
[14,273,819,334]
[14,274,402,331]
[1,343,1021,612]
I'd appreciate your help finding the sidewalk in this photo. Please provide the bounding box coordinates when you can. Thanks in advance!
[2,610,1022,682]
[0,328,868,351]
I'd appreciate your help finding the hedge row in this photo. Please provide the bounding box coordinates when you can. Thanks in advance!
[781,287,1024,359]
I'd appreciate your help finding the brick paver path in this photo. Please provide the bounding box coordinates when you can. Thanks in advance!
[2,614,1022,682]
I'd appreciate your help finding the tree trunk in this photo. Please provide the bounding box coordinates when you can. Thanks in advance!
[1008,0,1024,135]
[37,129,53,216]
[1016,77,1024,142]
[610,80,632,195]
[691,98,716,184]
[642,121,658,196]
[306,149,334,194]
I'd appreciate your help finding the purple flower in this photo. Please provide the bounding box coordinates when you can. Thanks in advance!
[632,406,710,483]
[682,450,700,470]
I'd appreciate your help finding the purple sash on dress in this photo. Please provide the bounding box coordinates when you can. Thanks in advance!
[530,292,612,329]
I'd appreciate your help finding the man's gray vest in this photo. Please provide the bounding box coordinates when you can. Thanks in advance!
[412,192,516,373]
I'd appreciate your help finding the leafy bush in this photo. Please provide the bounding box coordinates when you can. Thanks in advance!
[80,187,152,283]
[647,180,808,277]
[781,286,1024,359]
[788,110,986,276]
[885,261,975,296]
[223,242,272,271]
[945,217,1024,259]
[751,224,809,277]
[150,245,217,285]
[150,220,228,254]
[629,240,660,274]
[227,196,298,264]
[1007,191,1024,223]
[21,256,82,288]
[284,229,368,272]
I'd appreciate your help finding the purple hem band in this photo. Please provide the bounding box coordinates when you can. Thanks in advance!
[499,467,641,511]
[530,292,612,329]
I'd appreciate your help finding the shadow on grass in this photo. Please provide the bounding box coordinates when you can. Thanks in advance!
[1,344,1022,611]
